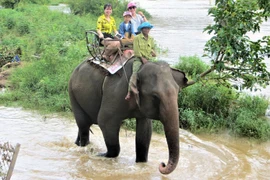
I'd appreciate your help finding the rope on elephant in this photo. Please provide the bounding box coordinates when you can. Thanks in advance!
[0,142,20,180]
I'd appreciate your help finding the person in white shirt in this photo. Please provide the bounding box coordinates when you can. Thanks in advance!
[127,2,147,35]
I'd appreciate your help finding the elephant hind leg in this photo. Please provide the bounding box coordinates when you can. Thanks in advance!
[70,97,92,146]
[136,118,152,162]
[75,126,90,147]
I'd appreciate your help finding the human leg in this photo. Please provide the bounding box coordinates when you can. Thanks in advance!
[103,40,121,62]
[125,58,142,100]
[121,32,134,47]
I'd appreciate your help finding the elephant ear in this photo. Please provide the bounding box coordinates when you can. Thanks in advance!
[171,67,188,89]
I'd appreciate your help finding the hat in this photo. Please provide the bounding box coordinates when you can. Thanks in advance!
[137,22,154,32]
[123,11,132,17]
[127,2,136,9]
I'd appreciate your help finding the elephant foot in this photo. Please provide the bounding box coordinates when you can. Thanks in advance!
[75,138,89,147]
[136,158,148,163]
[97,152,118,158]
[99,144,120,158]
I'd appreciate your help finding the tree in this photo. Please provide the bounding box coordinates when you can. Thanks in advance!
[0,0,49,8]
[0,0,20,9]
[187,0,270,91]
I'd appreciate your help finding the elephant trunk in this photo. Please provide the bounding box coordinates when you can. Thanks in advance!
[159,94,179,174]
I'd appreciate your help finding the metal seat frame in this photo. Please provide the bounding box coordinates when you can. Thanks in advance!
[85,30,133,62]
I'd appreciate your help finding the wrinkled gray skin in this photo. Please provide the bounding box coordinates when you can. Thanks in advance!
[68,58,188,174]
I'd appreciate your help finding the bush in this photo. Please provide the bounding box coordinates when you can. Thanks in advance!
[19,0,50,5]
[180,108,226,133]
[0,0,50,8]
[237,95,269,116]
[0,4,90,113]
[122,119,164,134]
[0,0,20,9]
[179,82,236,116]
[68,0,124,17]
[5,16,16,29]
[174,56,270,140]
[67,0,151,21]
[232,109,270,140]
[17,20,30,35]
[173,56,210,77]
[178,83,270,139]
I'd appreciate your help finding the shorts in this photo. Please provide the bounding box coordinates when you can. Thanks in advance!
[99,32,114,46]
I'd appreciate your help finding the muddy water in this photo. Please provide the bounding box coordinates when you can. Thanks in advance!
[1,0,270,179]
[1,106,270,179]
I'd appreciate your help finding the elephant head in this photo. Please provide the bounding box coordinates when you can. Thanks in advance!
[136,61,188,174]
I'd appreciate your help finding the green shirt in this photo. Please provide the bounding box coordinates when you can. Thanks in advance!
[133,33,155,60]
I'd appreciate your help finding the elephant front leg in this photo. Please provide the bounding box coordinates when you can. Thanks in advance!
[98,114,122,158]
[135,118,152,162]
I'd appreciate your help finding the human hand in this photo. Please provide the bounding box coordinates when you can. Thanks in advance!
[151,50,156,57]
[141,57,148,64]
[138,11,145,18]
[99,34,104,39]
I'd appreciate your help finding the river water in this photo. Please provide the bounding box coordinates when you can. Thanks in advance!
[1,0,270,179]
[1,106,270,180]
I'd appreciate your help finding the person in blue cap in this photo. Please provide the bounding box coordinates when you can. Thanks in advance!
[125,22,156,100]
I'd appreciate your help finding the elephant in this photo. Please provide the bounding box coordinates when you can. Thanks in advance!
[68,58,189,174]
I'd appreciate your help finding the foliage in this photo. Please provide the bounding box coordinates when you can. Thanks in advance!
[0,4,93,112]
[179,84,270,140]
[179,82,236,117]
[0,0,51,8]
[67,0,151,20]
[67,0,124,17]
[49,0,69,5]
[237,94,269,116]
[122,119,164,134]
[175,56,270,140]
[0,46,19,66]
[229,107,270,140]
[0,0,20,8]
[21,0,50,4]
[257,0,270,14]
[203,0,270,90]
[173,56,210,78]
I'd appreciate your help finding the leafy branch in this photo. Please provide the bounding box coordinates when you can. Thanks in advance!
[188,0,270,90]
